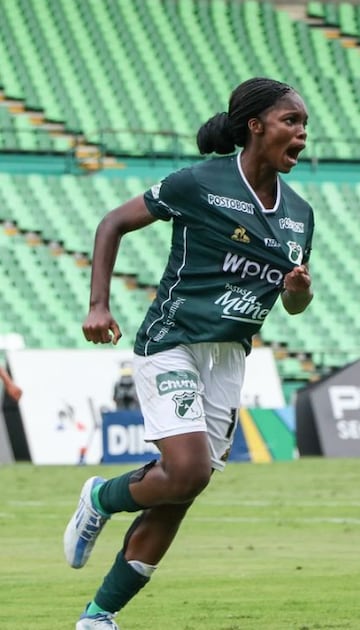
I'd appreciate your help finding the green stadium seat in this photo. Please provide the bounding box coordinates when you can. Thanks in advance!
[307,2,325,19]
[0,0,359,373]
[0,0,359,160]
[338,3,359,37]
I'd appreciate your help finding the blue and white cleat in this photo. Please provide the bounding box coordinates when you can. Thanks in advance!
[64,476,110,569]
[76,604,119,629]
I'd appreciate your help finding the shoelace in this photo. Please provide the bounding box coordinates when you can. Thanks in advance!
[92,612,116,627]
[80,509,106,542]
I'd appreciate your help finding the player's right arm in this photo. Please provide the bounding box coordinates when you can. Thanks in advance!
[0,366,23,401]
[82,195,157,345]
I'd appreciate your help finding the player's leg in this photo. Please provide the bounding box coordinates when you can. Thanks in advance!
[64,345,210,570]
[70,344,240,629]
[64,430,211,569]
[99,431,212,510]
[76,501,193,629]
[75,342,246,628]
[74,431,210,629]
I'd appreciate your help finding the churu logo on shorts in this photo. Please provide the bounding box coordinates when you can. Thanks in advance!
[156,370,198,395]
[208,194,255,214]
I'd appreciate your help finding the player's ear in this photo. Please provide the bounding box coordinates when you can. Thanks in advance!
[248,117,264,135]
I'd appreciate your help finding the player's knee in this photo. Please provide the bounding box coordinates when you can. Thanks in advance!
[169,464,211,502]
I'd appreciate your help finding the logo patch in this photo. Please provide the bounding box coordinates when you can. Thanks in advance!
[156,370,198,396]
[172,391,203,420]
[208,194,255,214]
[223,252,283,285]
[279,217,304,233]
[287,241,303,265]
[231,226,250,243]
[264,237,281,248]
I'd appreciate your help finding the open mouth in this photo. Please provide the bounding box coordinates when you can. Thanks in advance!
[284,145,304,166]
[286,144,306,162]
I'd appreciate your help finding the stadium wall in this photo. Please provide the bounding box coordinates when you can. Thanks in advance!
[3,347,285,465]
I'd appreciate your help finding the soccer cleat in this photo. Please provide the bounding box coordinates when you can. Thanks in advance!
[76,605,120,629]
[64,476,110,569]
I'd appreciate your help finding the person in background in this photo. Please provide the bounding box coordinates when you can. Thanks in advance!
[0,366,22,402]
[64,77,314,630]
[113,362,139,410]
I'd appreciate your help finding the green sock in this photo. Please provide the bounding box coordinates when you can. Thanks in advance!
[98,461,157,513]
[94,550,150,613]
[91,484,111,518]
[86,600,111,616]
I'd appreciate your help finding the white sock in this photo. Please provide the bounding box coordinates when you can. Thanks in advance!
[128,560,157,578]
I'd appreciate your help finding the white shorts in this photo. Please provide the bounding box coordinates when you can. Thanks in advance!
[133,342,246,471]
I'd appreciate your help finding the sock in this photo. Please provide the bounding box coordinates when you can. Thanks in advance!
[128,560,157,578]
[91,484,111,518]
[94,550,151,613]
[98,461,157,513]
[86,600,111,617]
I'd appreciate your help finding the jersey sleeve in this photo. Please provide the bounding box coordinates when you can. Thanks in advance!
[303,206,314,264]
[143,167,199,221]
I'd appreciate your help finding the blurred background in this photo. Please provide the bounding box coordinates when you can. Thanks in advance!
[0,0,359,464]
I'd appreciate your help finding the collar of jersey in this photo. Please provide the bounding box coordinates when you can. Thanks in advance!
[237,152,280,214]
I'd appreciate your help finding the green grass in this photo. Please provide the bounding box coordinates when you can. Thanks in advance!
[1,458,360,629]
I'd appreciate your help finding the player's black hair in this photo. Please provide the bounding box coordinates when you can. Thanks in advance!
[196,77,294,155]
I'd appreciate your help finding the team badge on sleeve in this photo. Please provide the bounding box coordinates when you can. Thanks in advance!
[287,241,303,265]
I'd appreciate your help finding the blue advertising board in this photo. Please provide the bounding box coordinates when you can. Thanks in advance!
[102,407,295,464]
[102,410,160,463]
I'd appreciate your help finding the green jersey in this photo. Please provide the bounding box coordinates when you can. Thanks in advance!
[134,154,314,357]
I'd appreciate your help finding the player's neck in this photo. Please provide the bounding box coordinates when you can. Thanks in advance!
[239,151,278,209]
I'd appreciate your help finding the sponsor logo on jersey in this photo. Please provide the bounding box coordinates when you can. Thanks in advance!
[231,226,250,243]
[215,290,270,323]
[264,237,281,247]
[287,241,303,265]
[156,370,198,396]
[208,194,255,214]
[223,252,284,285]
[172,391,203,420]
[279,217,304,233]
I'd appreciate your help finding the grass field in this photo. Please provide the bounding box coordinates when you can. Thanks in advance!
[1,458,360,630]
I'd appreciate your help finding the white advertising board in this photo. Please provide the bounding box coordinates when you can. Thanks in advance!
[6,346,284,464]
[241,346,285,408]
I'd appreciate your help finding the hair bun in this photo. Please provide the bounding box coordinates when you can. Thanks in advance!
[196,112,236,155]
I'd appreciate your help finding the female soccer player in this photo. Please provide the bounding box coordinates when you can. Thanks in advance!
[64,77,314,630]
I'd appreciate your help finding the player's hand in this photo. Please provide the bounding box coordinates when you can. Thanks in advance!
[283,265,311,293]
[82,306,122,345]
[6,383,22,402]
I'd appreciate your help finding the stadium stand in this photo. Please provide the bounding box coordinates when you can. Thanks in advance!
[0,0,359,161]
[0,0,359,389]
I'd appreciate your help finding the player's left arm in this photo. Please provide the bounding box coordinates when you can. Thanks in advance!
[281,264,313,315]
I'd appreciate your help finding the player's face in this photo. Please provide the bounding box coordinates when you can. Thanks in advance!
[257,92,308,173]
